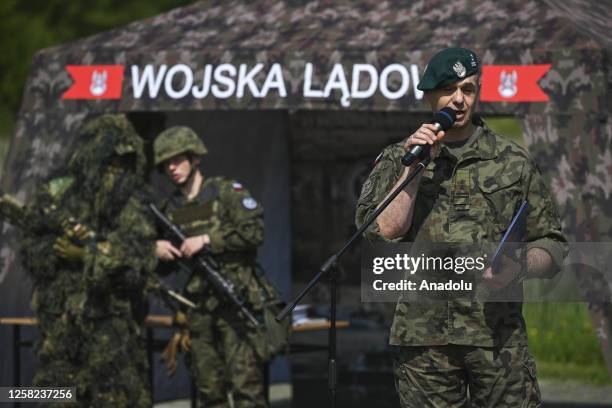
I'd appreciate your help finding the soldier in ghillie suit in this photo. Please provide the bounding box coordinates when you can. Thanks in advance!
[153,126,269,408]
[20,114,157,407]
[356,48,568,407]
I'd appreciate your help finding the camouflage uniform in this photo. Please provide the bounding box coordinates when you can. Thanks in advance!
[20,114,157,407]
[154,127,268,408]
[356,118,567,407]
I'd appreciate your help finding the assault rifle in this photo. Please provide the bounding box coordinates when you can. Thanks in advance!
[149,203,261,327]
[0,192,195,310]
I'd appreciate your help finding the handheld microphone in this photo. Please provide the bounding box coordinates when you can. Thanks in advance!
[401,107,456,167]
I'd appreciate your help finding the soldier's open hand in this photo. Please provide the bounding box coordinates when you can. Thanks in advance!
[156,240,182,261]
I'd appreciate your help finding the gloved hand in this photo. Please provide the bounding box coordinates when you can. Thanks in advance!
[174,311,189,327]
[53,236,85,262]
[160,328,191,377]
[64,222,95,243]
[179,328,191,352]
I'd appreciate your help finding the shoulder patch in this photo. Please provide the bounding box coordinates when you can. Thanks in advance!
[232,182,244,191]
[242,197,258,210]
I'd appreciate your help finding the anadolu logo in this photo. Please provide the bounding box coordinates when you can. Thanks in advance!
[62,65,125,99]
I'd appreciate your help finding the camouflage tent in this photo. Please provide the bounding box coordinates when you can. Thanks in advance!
[1,0,611,400]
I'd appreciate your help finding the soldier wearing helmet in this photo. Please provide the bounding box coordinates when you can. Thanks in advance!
[153,126,270,408]
[21,114,156,407]
[153,126,208,187]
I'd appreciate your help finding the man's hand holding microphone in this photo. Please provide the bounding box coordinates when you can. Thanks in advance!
[401,107,456,168]
[376,108,456,239]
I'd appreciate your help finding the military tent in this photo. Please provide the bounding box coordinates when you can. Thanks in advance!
[1,0,611,403]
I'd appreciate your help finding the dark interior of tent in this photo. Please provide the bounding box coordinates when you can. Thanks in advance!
[125,109,433,403]
[127,109,431,296]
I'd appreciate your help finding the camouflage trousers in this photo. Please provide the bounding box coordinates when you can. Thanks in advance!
[187,307,268,408]
[393,345,541,408]
[33,311,151,408]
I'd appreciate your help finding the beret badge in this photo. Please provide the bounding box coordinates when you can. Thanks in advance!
[452,61,466,78]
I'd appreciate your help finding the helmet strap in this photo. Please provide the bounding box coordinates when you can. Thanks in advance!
[185,154,198,184]
[179,154,204,200]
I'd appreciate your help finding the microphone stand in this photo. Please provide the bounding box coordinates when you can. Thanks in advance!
[276,155,432,408]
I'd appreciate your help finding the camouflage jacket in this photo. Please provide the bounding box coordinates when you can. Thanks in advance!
[21,176,158,320]
[356,119,567,347]
[158,176,266,311]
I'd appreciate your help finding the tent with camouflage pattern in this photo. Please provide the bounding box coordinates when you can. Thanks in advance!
[1,0,611,400]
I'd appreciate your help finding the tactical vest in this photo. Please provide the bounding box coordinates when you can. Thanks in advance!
[167,181,222,239]
[163,178,258,307]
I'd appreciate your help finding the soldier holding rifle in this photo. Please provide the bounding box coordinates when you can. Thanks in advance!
[153,126,270,408]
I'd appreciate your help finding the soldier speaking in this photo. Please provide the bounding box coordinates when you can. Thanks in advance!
[356,48,568,407]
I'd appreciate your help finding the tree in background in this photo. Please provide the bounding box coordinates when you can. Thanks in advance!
[0,0,193,128]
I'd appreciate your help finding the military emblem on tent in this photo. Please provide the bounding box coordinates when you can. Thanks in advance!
[498,70,518,99]
[90,70,108,97]
[452,61,466,78]
[62,65,124,99]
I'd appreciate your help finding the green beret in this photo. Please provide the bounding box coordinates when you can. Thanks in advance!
[417,48,480,91]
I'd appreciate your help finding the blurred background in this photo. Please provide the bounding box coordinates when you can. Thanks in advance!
[0,1,610,407]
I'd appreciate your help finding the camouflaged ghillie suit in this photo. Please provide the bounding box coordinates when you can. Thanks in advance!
[20,114,157,407]
[356,118,567,407]
[158,176,268,408]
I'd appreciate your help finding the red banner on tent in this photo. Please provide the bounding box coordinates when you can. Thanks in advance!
[481,64,551,102]
[62,65,125,99]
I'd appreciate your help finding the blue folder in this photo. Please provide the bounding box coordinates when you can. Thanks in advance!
[491,200,528,268]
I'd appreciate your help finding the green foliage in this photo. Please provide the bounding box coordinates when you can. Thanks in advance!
[481,116,525,146]
[0,0,193,115]
[0,128,10,175]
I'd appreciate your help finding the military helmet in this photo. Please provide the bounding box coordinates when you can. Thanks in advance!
[154,126,208,165]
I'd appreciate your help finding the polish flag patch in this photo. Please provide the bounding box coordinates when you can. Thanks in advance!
[232,182,244,191]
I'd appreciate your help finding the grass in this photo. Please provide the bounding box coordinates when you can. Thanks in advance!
[485,115,610,385]
[524,302,611,385]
